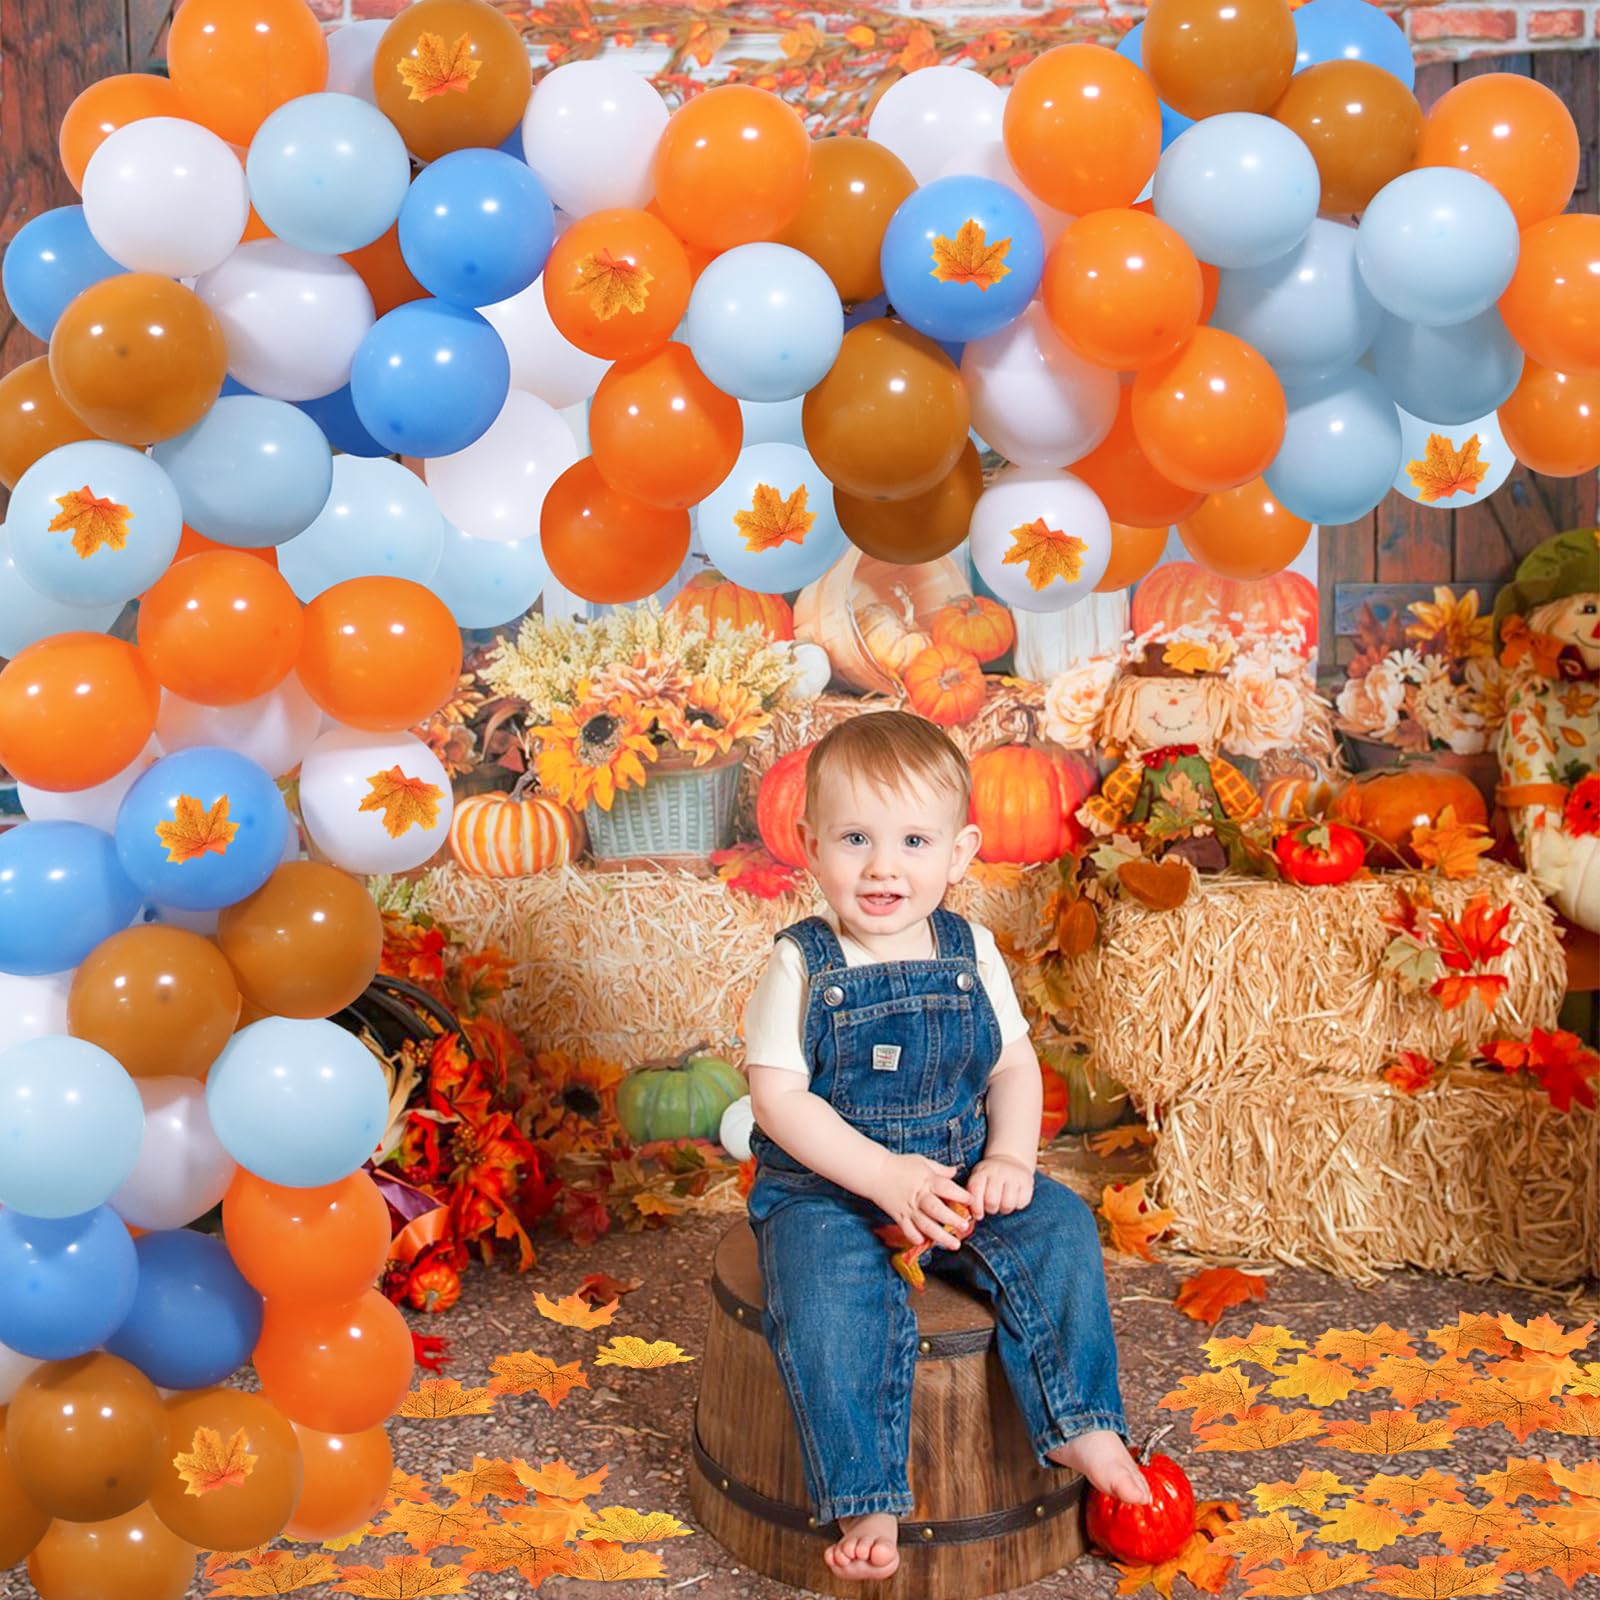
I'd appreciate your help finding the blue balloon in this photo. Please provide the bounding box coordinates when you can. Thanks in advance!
[0,1206,138,1360]
[0,528,121,658]
[697,443,848,594]
[398,149,554,308]
[115,748,289,912]
[247,92,412,256]
[220,375,256,398]
[152,396,334,548]
[880,176,1043,343]
[843,293,889,331]
[277,455,445,600]
[1294,0,1415,86]
[432,522,547,628]
[206,1016,391,1187]
[1265,367,1403,526]
[497,123,527,162]
[105,1229,263,1389]
[739,396,806,447]
[0,821,142,976]
[1116,22,1195,150]
[296,383,390,458]
[1,206,125,341]
[1371,307,1524,427]
[350,299,510,456]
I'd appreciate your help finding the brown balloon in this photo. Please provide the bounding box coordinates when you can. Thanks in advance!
[216,862,384,1020]
[28,1505,195,1600]
[1271,61,1423,216]
[68,925,241,1080]
[835,441,983,563]
[1142,0,1297,120]
[284,1422,394,1542]
[0,1407,51,1570]
[6,1354,167,1523]
[148,1388,303,1552]
[0,357,101,490]
[49,273,227,446]
[802,321,970,503]
[778,135,917,306]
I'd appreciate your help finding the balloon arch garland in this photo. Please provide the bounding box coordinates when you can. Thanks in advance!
[0,0,1597,1584]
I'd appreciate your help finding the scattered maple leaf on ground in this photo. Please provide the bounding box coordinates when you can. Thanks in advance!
[208,1551,342,1596]
[1311,1325,1417,1370]
[156,793,239,864]
[1314,1501,1411,1552]
[1318,1412,1458,1456]
[929,218,1011,289]
[1490,1350,1584,1399]
[396,1379,497,1420]
[526,1493,597,1544]
[437,1457,527,1506]
[1100,1179,1175,1261]
[1490,1519,1600,1586]
[331,1555,470,1597]
[1356,1356,1470,1410]
[360,767,443,838]
[734,481,816,553]
[488,1350,589,1406]
[1549,1394,1600,1437]
[580,1506,693,1542]
[1088,1125,1157,1157]
[1406,432,1490,504]
[561,1539,667,1581]
[593,1335,694,1368]
[513,1459,609,1501]
[575,249,653,320]
[50,485,132,557]
[1176,1267,1270,1327]
[204,1547,273,1581]
[1363,1554,1503,1598]
[1499,1312,1596,1357]
[388,1469,434,1507]
[1114,1499,1242,1598]
[1244,1550,1374,1596]
[1005,517,1088,591]
[1158,1368,1263,1426]
[534,1290,620,1330]
[378,1500,486,1556]
[1207,1326,1309,1371]
[1427,1315,1513,1360]
[322,1525,376,1553]
[396,31,481,100]
[1252,1470,1357,1515]
[1545,1457,1600,1499]
[1268,1356,1361,1408]
[1443,1380,1559,1442]
[576,1273,641,1306]
[1540,1500,1600,1542]
[1409,1498,1525,1554]
[1215,1512,1307,1572]
[1360,1471,1466,1512]
[1195,1406,1328,1453]
[174,1424,256,1495]
[458,1508,575,1575]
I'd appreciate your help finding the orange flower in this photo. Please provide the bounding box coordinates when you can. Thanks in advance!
[656,678,769,766]
[532,690,658,811]
[530,1050,625,1154]
[1566,774,1600,839]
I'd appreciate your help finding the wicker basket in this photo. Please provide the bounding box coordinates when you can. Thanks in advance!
[584,750,744,862]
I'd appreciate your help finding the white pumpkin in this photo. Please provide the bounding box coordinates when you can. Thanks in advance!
[719,1094,756,1161]
[784,641,832,701]
[1556,832,1600,936]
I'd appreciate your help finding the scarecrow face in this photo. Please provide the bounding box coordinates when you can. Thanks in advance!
[1127,677,1224,749]
[1536,592,1600,672]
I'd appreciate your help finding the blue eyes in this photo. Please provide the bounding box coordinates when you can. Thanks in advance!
[841,834,928,849]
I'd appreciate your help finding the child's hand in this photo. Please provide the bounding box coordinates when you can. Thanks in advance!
[870,1152,973,1250]
[966,1154,1034,1220]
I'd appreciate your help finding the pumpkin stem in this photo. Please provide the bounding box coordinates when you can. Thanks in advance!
[508,770,537,803]
[1138,1423,1175,1464]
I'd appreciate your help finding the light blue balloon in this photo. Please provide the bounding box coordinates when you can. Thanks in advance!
[1265,367,1403,526]
[1371,307,1525,427]
[432,522,546,628]
[1211,220,1381,389]
[115,747,289,912]
[697,443,847,594]
[7,440,181,605]
[206,1016,390,1187]
[0,1207,138,1360]
[1294,0,1415,86]
[247,92,412,255]
[152,395,334,548]
[296,383,389,457]
[684,244,845,403]
[276,455,444,600]
[1,206,125,341]
[0,526,121,657]
[739,396,806,447]
[350,299,510,456]
[1116,22,1195,150]
[880,177,1043,343]
[1356,168,1520,328]
[398,149,554,308]
[0,821,143,976]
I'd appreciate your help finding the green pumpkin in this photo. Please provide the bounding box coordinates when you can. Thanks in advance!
[617,1048,748,1144]
[1040,1039,1130,1134]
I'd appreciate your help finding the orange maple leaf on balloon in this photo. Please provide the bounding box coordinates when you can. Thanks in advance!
[396,31,481,101]
[49,485,132,559]
[575,250,654,321]
[359,767,443,839]
[155,794,238,865]
[734,481,815,553]
[930,219,1011,290]
[1004,518,1087,592]
[174,1425,256,1497]
[1406,433,1489,504]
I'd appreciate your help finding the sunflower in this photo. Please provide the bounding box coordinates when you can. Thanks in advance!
[531,689,658,811]
[589,650,694,718]
[530,1049,625,1154]
[657,677,771,766]
[1405,586,1493,660]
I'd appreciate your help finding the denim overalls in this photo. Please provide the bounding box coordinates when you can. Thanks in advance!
[747,907,1127,1526]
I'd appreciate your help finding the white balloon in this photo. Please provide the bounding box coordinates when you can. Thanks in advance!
[194,239,375,402]
[868,67,1006,187]
[324,18,388,102]
[521,61,669,216]
[940,141,1072,250]
[425,389,579,543]
[19,736,161,834]
[111,1077,237,1231]
[81,116,249,276]
[960,303,1118,469]
[156,673,323,780]
[0,970,71,1051]
[969,467,1111,613]
[479,277,609,409]
[0,1340,42,1405]
[300,726,453,874]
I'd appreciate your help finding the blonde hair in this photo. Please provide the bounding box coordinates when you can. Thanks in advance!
[1098,674,1235,756]
[803,710,971,824]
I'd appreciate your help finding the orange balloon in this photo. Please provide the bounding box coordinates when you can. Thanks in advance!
[169,523,279,572]
[166,0,327,146]
[68,925,241,1081]
[0,357,100,490]
[298,577,462,732]
[224,1169,393,1305]
[148,1389,302,1552]
[1416,72,1580,229]
[835,441,984,563]
[1498,360,1600,478]
[0,1407,50,1570]
[284,1423,393,1543]
[1499,213,1600,377]
[1142,0,1296,119]
[48,274,227,447]
[1178,477,1311,580]
[1132,328,1287,494]
[589,343,743,509]
[1072,386,1206,528]
[543,210,692,361]
[653,86,813,252]
[1271,61,1422,216]
[0,633,159,792]
[253,1291,415,1435]
[1095,522,1170,592]
[373,0,532,162]
[138,551,303,706]
[643,200,718,281]
[1043,210,1202,371]
[540,457,692,604]
[342,224,429,320]
[27,1506,195,1600]
[1004,45,1161,216]
[58,73,192,192]
[217,861,384,1019]
[1131,199,1219,321]
[778,135,917,305]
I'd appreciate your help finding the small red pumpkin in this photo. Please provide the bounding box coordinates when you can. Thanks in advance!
[1086,1426,1197,1566]
[903,643,987,727]
[931,595,1015,664]
[1040,1058,1070,1143]
[757,744,814,869]
[1274,821,1365,886]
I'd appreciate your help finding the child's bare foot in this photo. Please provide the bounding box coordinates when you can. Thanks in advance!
[825,1511,901,1581]
[1047,1429,1152,1505]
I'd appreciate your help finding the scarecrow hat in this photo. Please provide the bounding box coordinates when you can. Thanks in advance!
[1492,527,1600,649]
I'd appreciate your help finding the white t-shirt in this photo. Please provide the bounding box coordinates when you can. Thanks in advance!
[740,910,1032,1077]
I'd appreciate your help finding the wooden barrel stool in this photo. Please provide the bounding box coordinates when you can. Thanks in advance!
[689,1222,1086,1599]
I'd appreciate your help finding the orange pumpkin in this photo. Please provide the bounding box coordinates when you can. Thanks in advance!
[1130,561,1318,657]
[449,791,585,876]
[756,744,813,869]
[1040,1057,1070,1143]
[969,744,1098,864]
[931,595,1015,664]
[902,644,987,727]
[1262,773,1337,823]
[668,569,794,640]
[1329,765,1488,865]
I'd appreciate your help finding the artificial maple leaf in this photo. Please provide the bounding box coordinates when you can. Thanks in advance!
[1100,1179,1174,1261]
[1315,1501,1410,1552]
[1311,1324,1417,1370]
[529,1493,598,1545]
[360,767,442,839]
[204,1548,273,1581]
[580,1506,693,1542]
[1445,1379,1560,1442]
[1164,638,1233,675]
[174,1424,257,1496]
[1384,1052,1437,1094]
[1410,1498,1525,1554]
[929,218,1011,290]
[1491,1520,1600,1586]
[1545,1457,1600,1499]
[1510,1030,1600,1113]
[396,1379,497,1420]
[389,1469,434,1507]
[1269,1356,1361,1408]
[1158,1367,1264,1426]
[511,1547,572,1591]
[1244,1550,1374,1596]
[459,1508,574,1574]
[1541,1501,1600,1542]
[49,485,132,558]
[155,793,238,864]
[1176,1267,1270,1327]
[209,1550,342,1596]
[1195,1405,1327,1452]
[561,1539,667,1581]
[378,1500,485,1556]
[1360,1471,1466,1513]
[1317,1411,1458,1456]
[1428,1314,1513,1360]
[577,1272,640,1305]
[533,1291,619,1330]
[1089,1124,1157,1157]
[1206,1325,1309,1371]
[1004,517,1088,592]
[1428,897,1513,1012]
[1491,1351,1584,1399]
[1363,1554,1503,1597]
[1409,807,1493,881]
[1568,1364,1600,1397]
[1216,1512,1308,1572]
[733,481,815,554]
[709,842,800,900]
[1549,1394,1600,1437]
[396,31,481,101]
[437,1457,526,1506]
[323,1524,377,1553]
[574,249,653,321]
[1114,1500,1241,1598]
[593,1335,694,1368]
[331,1555,470,1597]
[1356,1356,1470,1410]
[513,1458,609,1500]
[1406,432,1489,504]
[1252,1470,1357,1515]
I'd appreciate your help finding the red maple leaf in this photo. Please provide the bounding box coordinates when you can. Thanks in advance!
[1527,1028,1600,1112]
[710,843,800,900]
[1430,896,1512,972]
